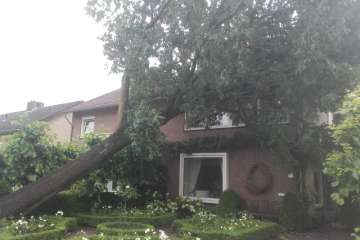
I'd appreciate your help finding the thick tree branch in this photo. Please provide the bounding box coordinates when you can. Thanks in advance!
[117,73,130,129]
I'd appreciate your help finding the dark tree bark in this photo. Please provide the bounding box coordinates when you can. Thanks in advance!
[0,77,132,218]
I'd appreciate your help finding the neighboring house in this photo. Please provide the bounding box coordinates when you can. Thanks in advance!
[68,89,333,216]
[69,89,121,141]
[0,100,82,143]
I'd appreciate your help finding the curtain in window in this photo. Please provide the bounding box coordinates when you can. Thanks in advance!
[184,158,202,196]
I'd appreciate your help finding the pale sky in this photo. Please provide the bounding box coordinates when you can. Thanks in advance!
[0,0,122,114]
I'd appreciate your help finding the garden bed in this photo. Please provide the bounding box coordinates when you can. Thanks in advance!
[0,216,77,240]
[173,215,281,240]
[74,211,176,227]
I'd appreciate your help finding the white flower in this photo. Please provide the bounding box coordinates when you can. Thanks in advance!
[159,229,169,240]
[55,210,64,217]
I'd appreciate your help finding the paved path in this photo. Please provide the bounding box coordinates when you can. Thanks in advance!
[278,226,353,240]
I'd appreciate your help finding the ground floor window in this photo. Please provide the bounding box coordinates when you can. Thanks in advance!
[179,153,229,204]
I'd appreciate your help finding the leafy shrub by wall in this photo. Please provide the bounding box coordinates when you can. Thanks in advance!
[34,192,93,215]
[279,192,313,232]
[217,190,243,217]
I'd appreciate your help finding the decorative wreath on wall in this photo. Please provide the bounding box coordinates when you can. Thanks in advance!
[246,163,273,195]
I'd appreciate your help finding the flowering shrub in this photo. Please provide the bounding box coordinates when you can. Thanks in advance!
[72,228,201,240]
[7,216,56,235]
[114,183,140,211]
[174,211,281,240]
[146,194,204,217]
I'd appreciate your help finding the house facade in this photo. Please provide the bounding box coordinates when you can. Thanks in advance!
[68,89,121,141]
[160,113,295,215]
[0,101,82,144]
[67,89,334,216]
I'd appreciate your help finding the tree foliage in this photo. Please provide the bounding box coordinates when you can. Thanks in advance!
[71,103,166,200]
[0,122,70,188]
[324,86,360,206]
[86,0,360,198]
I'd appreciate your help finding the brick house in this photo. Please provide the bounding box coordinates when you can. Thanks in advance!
[0,101,82,143]
[68,89,333,216]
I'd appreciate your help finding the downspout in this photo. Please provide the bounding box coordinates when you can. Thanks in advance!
[65,113,74,141]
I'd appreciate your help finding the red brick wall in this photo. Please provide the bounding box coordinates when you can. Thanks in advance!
[161,114,296,215]
[160,113,246,141]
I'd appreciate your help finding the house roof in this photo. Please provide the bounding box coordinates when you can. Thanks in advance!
[69,89,121,113]
[0,101,83,135]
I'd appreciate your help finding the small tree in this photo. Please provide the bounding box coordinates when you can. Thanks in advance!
[324,86,360,236]
[1,122,68,188]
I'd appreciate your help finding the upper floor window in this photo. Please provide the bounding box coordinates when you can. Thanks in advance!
[184,113,245,131]
[81,116,95,137]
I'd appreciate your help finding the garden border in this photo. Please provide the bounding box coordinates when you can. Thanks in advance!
[173,218,281,240]
[0,217,77,240]
[74,212,176,227]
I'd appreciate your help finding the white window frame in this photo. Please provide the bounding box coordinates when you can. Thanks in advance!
[179,152,229,204]
[184,113,246,131]
[81,116,95,137]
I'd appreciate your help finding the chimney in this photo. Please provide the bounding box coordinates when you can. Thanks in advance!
[26,101,44,111]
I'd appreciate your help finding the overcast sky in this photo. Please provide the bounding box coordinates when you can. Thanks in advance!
[0,0,122,114]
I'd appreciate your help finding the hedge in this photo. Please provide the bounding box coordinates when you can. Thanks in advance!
[173,218,281,240]
[75,212,176,227]
[0,217,77,240]
[70,235,161,240]
[96,222,154,236]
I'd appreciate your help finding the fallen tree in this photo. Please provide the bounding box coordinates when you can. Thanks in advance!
[0,77,132,217]
[1,0,360,217]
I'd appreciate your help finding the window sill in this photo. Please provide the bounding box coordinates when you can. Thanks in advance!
[187,196,220,204]
[184,124,246,132]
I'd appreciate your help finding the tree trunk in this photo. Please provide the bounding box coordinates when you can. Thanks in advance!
[0,76,132,218]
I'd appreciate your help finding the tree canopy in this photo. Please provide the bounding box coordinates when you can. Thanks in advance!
[87,0,360,123]
[86,0,360,194]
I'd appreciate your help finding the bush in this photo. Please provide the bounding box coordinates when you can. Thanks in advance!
[96,222,154,236]
[146,195,204,218]
[34,191,93,215]
[0,217,77,240]
[173,215,281,240]
[279,192,312,232]
[1,122,72,188]
[217,190,242,217]
[75,211,176,227]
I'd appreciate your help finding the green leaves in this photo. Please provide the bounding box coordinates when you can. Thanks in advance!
[0,122,74,188]
[324,86,360,206]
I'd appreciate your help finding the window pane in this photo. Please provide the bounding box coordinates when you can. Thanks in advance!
[186,113,245,129]
[183,157,223,199]
[84,120,95,134]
